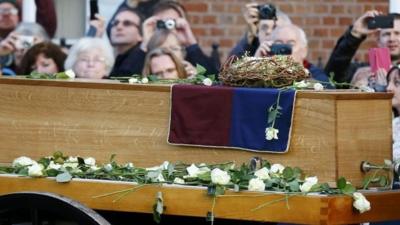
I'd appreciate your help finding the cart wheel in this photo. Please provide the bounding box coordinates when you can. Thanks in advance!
[0,192,111,225]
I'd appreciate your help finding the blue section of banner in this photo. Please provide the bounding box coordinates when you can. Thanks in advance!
[229,88,296,152]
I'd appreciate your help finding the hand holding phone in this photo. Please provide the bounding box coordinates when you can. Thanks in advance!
[367,15,394,29]
[269,43,292,56]
[90,0,99,20]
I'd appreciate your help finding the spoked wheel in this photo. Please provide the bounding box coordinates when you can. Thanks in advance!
[0,192,111,225]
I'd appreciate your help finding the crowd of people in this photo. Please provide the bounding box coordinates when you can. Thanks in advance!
[0,0,399,159]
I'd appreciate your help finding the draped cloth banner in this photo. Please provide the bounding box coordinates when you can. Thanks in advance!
[167,84,296,153]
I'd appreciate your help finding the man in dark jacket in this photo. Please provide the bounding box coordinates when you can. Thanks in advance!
[109,8,145,76]
[325,11,400,84]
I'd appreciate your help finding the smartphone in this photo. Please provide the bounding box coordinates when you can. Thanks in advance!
[367,15,394,29]
[269,43,292,56]
[89,0,99,20]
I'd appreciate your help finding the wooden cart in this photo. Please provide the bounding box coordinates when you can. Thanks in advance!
[0,77,398,224]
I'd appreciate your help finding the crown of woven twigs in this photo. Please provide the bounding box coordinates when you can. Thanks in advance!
[219,55,310,88]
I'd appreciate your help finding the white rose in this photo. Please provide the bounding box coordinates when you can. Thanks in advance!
[12,156,35,167]
[161,161,169,170]
[186,164,200,177]
[353,192,371,213]
[28,163,44,177]
[89,165,100,171]
[84,157,96,166]
[125,162,134,169]
[156,173,165,182]
[47,161,62,170]
[359,85,375,93]
[202,78,213,86]
[128,78,138,84]
[66,157,78,163]
[65,69,76,79]
[294,80,308,89]
[270,164,285,174]
[211,168,231,185]
[63,162,78,169]
[254,167,270,180]
[199,166,211,174]
[300,176,318,192]
[265,127,279,140]
[248,178,266,192]
[141,77,149,84]
[104,163,113,172]
[313,83,324,91]
[173,177,185,184]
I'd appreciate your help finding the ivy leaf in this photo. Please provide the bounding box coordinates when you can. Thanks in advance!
[148,75,159,82]
[167,163,174,177]
[56,172,72,183]
[283,167,294,180]
[152,191,164,224]
[198,172,211,182]
[337,177,346,189]
[288,180,300,192]
[55,72,69,79]
[342,184,356,195]
[379,176,388,187]
[215,185,225,196]
[196,64,207,76]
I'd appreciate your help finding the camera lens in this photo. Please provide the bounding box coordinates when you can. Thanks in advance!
[258,4,277,20]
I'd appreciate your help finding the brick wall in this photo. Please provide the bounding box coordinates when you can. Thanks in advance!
[180,0,389,67]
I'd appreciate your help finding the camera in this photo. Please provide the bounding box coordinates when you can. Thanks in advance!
[367,15,394,29]
[270,43,292,56]
[156,19,176,30]
[257,4,277,20]
[15,35,34,49]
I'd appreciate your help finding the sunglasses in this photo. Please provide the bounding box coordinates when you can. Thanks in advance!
[110,20,140,29]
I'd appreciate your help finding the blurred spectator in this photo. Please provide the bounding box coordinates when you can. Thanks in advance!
[142,48,187,79]
[229,3,291,58]
[147,29,196,77]
[386,66,400,160]
[0,0,18,39]
[65,37,114,79]
[141,1,218,75]
[350,67,387,91]
[109,8,144,76]
[19,42,66,75]
[325,11,400,84]
[255,24,332,86]
[106,0,161,38]
[0,22,49,73]
[0,0,57,40]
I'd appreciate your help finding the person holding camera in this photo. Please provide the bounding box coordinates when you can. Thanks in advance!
[325,11,400,85]
[229,3,291,58]
[255,24,332,87]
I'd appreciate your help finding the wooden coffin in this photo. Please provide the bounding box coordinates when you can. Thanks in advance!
[0,77,393,187]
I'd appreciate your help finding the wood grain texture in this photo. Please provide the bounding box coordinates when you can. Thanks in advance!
[0,176,399,224]
[0,78,393,187]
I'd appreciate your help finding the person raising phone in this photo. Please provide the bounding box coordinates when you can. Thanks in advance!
[255,24,332,88]
[325,11,400,84]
